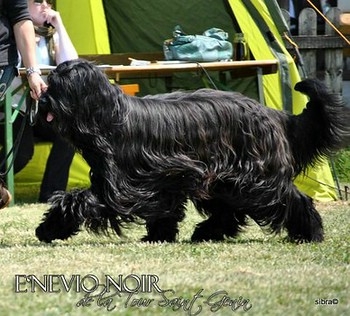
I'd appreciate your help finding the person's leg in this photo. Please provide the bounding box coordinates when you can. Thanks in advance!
[38,137,74,202]
[34,119,74,203]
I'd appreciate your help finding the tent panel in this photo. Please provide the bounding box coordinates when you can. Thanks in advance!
[103,0,237,53]
[228,0,284,110]
[57,0,110,54]
[103,0,246,96]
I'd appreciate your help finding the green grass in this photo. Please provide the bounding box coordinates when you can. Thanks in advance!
[333,148,350,183]
[0,202,349,316]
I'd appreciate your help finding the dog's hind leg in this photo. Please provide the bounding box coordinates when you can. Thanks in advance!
[141,197,187,243]
[283,187,324,243]
[249,185,324,243]
[141,217,181,243]
[191,199,247,242]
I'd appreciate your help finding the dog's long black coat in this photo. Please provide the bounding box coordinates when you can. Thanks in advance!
[36,59,350,243]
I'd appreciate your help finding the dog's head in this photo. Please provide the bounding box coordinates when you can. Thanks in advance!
[39,59,121,141]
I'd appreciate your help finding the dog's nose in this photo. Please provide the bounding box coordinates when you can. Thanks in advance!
[38,94,48,106]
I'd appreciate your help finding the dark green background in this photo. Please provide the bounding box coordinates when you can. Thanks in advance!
[102,0,258,99]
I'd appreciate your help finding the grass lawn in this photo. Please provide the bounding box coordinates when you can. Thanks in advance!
[0,201,349,316]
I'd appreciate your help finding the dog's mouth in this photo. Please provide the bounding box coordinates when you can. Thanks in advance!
[46,112,54,122]
[38,93,54,122]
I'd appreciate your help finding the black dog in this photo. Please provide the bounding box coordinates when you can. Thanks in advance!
[35,59,350,243]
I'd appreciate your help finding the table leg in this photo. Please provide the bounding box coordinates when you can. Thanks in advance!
[256,67,265,106]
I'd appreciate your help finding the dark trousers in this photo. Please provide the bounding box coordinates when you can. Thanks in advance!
[0,115,74,202]
[34,118,75,202]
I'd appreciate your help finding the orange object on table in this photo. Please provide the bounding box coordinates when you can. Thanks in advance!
[120,84,140,96]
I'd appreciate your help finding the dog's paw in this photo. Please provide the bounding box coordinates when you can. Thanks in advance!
[286,232,324,244]
[191,227,225,242]
[141,234,176,243]
[35,224,53,243]
[35,222,80,243]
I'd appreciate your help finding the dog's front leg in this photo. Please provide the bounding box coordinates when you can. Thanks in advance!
[35,188,107,243]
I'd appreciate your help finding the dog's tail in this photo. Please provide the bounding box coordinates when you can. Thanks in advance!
[290,79,350,175]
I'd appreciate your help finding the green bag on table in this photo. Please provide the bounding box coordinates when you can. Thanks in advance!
[163,25,233,62]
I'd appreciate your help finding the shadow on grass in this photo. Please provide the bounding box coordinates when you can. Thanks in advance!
[0,235,274,249]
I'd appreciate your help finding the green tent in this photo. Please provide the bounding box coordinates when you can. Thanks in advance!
[15,0,338,201]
